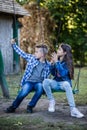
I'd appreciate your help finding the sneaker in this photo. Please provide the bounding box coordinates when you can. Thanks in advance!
[71,107,84,118]
[48,100,55,112]
[5,106,15,113]
[27,106,33,113]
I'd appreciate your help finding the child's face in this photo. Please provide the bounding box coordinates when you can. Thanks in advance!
[34,47,44,59]
[57,45,66,57]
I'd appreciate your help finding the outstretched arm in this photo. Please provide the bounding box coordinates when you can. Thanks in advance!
[11,39,32,61]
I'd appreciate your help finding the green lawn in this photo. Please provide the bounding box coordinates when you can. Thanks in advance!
[0,67,87,130]
[0,116,87,130]
[1,67,86,105]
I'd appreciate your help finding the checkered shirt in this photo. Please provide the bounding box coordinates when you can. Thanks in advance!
[12,44,50,87]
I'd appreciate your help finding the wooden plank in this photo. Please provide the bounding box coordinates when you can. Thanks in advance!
[0,15,13,74]
[0,0,29,16]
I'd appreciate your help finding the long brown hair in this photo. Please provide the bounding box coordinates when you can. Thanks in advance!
[60,43,74,79]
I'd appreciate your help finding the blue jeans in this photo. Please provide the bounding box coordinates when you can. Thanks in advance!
[12,82,43,109]
[43,79,76,108]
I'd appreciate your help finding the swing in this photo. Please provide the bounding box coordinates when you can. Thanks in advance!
[52,68,81,94]
[36,0,80,94]
[13,0,80,95]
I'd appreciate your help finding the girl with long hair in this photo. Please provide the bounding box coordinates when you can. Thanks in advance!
[43,43,84,118]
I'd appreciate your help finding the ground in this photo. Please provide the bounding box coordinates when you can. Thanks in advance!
[0,98,87,125]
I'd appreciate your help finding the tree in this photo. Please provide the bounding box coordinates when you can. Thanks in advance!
[16,0,87,65]
[39,0,87,66]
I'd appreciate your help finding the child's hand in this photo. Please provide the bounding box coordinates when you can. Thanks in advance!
[11,39,16,44]
[51,52,58,63]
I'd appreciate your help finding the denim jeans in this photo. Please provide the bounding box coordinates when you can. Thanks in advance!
[12,82,43,109]
[43,79,76,108]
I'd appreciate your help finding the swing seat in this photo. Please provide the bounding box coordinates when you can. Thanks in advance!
[72,89,79,94]
[52,89,65,93]
[52,88,79,94]
[52,67,80,94]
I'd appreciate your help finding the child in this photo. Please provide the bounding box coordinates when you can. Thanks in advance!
[5,39,50,113]
[43,43,84,118]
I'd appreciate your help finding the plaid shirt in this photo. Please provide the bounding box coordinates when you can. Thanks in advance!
[12,44,50,87]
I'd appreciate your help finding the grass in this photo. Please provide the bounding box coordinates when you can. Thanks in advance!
[0,116,87,130]
[0,67,87,130]
[1,67,87,103]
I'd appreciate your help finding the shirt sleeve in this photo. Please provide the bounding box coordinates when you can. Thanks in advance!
[55,61,69,77]
[12,43,32,61]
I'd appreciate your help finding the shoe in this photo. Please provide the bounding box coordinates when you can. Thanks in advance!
[5,106,15,113]
[48,100,55,112]
[27,106,33,113]
[71,107,84,118]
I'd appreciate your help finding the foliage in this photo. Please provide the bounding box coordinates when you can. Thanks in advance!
[41,0,87,66]
[18,0,55,69]
[16,0,28,5]
[16,0,37,5]
[16,0,87,65]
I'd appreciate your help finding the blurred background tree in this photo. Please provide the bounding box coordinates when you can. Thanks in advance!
[16,0,87,66]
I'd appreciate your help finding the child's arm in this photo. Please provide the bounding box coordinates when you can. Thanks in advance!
[11,39,32,61]
[55,61,69,76]
[50,52,69,77]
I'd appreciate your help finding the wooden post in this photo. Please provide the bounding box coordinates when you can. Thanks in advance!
[13,18,20,73]
[0,50,9,98]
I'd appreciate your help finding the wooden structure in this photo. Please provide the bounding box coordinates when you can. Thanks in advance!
[0,0,29,74]
[0,0,29,98]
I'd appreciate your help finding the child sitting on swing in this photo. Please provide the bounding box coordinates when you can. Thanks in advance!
[5,39,50,113]
[43,43,84,118]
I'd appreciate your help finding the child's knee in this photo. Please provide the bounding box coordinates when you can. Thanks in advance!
[63,81,71,89]
[43,79,49,84]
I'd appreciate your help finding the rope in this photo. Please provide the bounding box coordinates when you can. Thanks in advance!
[12,0,18,41]
[12,0,22,93]
[73,67,81,94]
[37,0,44,43]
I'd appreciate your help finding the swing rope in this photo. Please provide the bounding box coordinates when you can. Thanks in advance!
[12,0,21,93]
[12,0,18,41]
[37,0,44,43]
[72,67,81,94]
